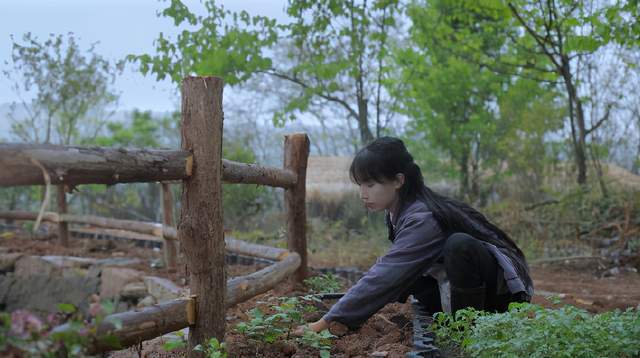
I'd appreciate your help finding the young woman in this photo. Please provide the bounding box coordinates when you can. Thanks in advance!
[299,136,533,333]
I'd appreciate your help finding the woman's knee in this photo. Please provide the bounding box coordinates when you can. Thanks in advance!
[443,232,481,258]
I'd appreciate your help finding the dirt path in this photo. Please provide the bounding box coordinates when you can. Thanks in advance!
[530,264,640,312]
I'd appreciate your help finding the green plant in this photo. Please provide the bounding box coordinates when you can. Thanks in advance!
[235,295,336,355]
[304,273,343,294]
[194,337,227,358]
[235,307,286,344]
[431,300,640,357]
[297,329,335,358]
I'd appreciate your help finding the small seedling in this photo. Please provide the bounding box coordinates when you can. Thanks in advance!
[235,307,285,344]
[304,273,342,294]
[194,337,227,358]
[297,329,335,358]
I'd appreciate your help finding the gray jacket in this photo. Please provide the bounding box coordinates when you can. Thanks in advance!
[323,199,533,328]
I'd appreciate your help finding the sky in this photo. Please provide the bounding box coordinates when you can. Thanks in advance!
[0,0,290,112]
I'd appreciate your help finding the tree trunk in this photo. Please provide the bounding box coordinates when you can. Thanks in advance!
[560,59,588,185]
[357,98,374,145]
[471,140,481,201]
[459,148,470,199]
[589,143,608,198]
[178,76,226,354]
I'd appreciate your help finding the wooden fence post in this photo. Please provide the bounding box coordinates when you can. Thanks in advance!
[57,185,69,247]
[284,133,310,282]
[161,183,178,270]
[178,76,225,353]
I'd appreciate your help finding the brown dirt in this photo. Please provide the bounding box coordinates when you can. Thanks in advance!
[108,283,414,358]
[530,263,640,312]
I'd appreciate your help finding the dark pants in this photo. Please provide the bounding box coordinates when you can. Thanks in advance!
[410,233,523,314]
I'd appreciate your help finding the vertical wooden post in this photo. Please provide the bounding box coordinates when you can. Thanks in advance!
[161,183,178,271]
[178,76,225,354]
[57,185,69,247]
[284,133,310,282]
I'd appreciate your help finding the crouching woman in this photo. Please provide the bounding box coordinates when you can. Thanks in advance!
[297,137,533,333]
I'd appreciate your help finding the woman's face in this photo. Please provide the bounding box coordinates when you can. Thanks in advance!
[358,174,404,212]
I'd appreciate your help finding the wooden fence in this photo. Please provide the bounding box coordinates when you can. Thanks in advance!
[0,76,310,356]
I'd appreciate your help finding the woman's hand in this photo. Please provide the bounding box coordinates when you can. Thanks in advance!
[293,318,329,336]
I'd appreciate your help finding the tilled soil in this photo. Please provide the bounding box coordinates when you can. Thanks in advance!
[109,282,414,358]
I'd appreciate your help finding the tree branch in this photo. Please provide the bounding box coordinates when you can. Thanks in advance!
[508,2,562,70]
[586,103,613,136]
[260,69,359,119]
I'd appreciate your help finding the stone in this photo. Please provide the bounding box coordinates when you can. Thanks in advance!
[137,295,156,308]
[100,267,143,299]
[0,253,23,273]
[14,255,95,278]
[143,276,182,303]
[120,282,148,300]
[371,351,389,357]
[0,274,16,303]
[602,267,621,277]
[0,273,99,315]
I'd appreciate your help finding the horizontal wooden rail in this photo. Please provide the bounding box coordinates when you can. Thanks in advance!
[0,211,166,237]
[71,227,162,243]
[226,252,300,306]
[0,144,298,188]
[0,144,193,186]
[222,159,297,188]
[0,211,292,262]
[52,297,197,354]
[0,212,291,257]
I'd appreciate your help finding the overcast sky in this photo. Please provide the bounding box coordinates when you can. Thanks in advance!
[0,0,289,112]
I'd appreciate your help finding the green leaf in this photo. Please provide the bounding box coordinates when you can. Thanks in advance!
[566,35,602,52]
[57,303,77,314]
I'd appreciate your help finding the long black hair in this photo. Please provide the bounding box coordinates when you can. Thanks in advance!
[349,136,532,289]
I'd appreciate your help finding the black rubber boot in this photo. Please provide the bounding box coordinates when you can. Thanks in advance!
[450,284,486,314]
